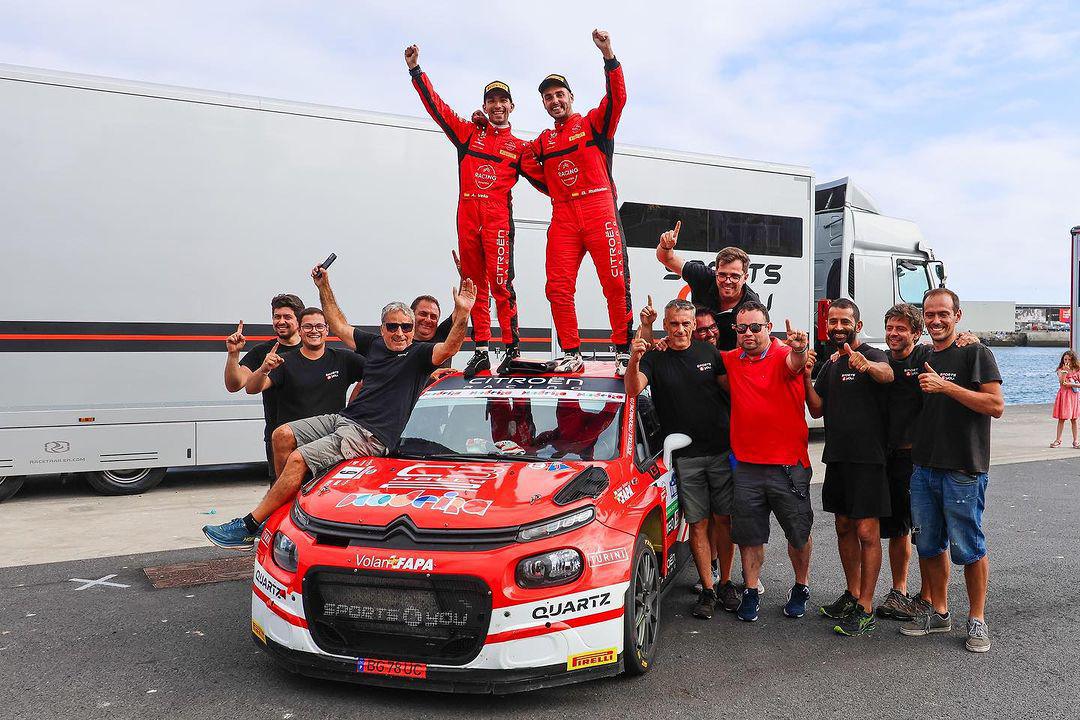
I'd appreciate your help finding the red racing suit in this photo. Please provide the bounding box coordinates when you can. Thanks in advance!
[526,58,629,351]
[410,67,547,346]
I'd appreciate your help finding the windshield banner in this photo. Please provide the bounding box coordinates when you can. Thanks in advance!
[423,388,626,401]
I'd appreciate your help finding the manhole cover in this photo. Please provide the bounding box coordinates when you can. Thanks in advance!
[144,555,254,589]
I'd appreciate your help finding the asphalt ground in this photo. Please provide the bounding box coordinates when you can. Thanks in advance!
[2,456,1077,720]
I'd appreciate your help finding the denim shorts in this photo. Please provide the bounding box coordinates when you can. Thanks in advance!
[910,464,988,565]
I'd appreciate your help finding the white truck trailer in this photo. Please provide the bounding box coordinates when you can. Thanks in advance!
[0,64,945,502]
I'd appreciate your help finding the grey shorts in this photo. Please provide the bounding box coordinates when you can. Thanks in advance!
[288,414,387,474]
[675,452,734,524]
[731,461,814,549]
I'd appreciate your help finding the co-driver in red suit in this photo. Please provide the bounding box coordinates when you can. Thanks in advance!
[405,44,547,377]
[524,29,631,376]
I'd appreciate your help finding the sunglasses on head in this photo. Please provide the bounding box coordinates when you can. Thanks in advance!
[384,322,414,333]
[733,323,766,334]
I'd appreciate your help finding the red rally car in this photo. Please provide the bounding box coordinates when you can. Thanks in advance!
[250,363,694,694]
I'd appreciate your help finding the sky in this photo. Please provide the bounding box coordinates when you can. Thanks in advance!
[2,0,1078,302]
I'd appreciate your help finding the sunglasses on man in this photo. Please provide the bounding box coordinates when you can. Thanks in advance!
[384,322,414,332]
[733,323,767,334]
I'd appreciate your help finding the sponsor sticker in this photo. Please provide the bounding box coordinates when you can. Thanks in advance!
[425,388,624,401]
[356,658,428,679]
[531,591,611,620]
[613,482,634,504]
[587,547,630,567]
[354,554,435,572]
[251,619,266,644]
[335,489,492,517]
[474,163,497,190]
[499,149,517,159]
[254,566,287,600]
[557,159,579,186]
[567,647,617,671]
[666,552,676,574]
[528,461,572,472]
[568,131,586,142]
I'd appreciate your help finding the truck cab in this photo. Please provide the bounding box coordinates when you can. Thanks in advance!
[813,178,946,350]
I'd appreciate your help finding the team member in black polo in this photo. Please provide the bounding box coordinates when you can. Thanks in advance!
[805,298,894,637]
[625,298,733,620]
[901,288,1002,654]
[242,308,365,477]
[655,222,761,350]
[223,292,305,480]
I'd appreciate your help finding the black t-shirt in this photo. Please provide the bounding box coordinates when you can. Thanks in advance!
[814,344,890,464]
[681,261,761,351]
[240,338,302,440]
[887,344,932,450]
[268,347,365,428]
[912,343,1002,475]
[342,329,438,448]
[639,340,729,457]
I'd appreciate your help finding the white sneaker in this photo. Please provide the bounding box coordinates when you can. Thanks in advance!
[614,352,630,377]
[552,353,584,373]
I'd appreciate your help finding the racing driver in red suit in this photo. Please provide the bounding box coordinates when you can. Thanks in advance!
[406,44,547,377]
[525,29,630,376]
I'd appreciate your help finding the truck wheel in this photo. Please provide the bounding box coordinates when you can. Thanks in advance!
[81,467,167,496]
[622,533,660,676]
[0,475,25,502]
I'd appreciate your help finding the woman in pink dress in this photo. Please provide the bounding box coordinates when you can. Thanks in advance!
[1051,350,1080,448]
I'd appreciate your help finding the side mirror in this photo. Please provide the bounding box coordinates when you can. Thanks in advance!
[927,260,946,288]
[662,433,692,470]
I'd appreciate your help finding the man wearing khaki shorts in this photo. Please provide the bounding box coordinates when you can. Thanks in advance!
[203,283,475,550]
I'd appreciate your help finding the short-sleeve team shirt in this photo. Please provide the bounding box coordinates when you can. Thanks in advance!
[268,347,365,428]
[813,344,891,464]
[912,342,1002,475]
[639,341,729,458]
[722,338,810,467]
[681,261,762,352]
[887,344,932,450]
[240,338,302,441]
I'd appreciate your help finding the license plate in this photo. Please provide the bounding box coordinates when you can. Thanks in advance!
[356,657,428,679]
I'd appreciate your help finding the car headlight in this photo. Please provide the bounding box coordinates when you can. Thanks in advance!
[272,531,298,573]
[516,506,595,543]
[516,548,583,588]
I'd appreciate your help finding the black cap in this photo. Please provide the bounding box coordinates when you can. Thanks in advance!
[483,80,512,102]
[538,73,571,94]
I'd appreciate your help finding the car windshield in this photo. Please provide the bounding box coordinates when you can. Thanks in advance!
[396,390,624,462]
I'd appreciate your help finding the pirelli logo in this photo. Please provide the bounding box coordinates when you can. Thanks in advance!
[567,647,618,671]
[251,619,266,644]
[568,131,586,141]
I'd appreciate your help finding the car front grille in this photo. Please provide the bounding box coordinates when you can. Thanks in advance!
[303,568,492,665]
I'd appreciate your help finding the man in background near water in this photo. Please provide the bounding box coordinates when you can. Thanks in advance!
[222,293,305,481]
[900,288,1003,654]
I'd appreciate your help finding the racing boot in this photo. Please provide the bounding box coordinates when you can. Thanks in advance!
[463,347,491,378]
[496,345,521,375]
[551,350,584,374]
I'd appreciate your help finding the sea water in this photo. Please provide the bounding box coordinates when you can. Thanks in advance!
[989,346,1067,406]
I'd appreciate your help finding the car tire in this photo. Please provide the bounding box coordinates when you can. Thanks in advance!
[622,533,660,675]
[0,475,26,502]
[81,467,167,496]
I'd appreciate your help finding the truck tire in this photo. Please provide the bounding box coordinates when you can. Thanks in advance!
[0,475,25,502]
[622,533,660,676]
[81,467,167,496]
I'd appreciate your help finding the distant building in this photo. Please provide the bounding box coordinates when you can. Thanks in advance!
[961,301,1016,333]
[1016,304,1070,331]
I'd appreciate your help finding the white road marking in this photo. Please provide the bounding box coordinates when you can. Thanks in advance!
[68,574,130,591]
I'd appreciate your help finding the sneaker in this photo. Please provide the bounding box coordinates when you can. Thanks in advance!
[202,517,259,550]
[496,346,521,375]
[691,559,721,595]
[551,353,584,373]
[718,580,741,613]
[900,611,952,636]
[739,574,765,597]
[965,618,991,652]
[462,349,491,378]
[834,607,877,637]
[876,588,919,621]
[819,590,860,619]
[614,352,630,377]
[911,592,933,617]
[691,587,716,619]
[783,583,811,618]
[737,588,760,622]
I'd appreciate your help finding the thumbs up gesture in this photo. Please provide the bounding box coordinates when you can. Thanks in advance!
[225,321,246,353]
[841,342,870,372]
[919,362,948,394]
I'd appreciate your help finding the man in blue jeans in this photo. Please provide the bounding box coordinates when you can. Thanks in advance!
[900,288,1003,653]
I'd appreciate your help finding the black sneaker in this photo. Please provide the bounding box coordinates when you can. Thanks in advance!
[819,590,860,619]
[462,349,491,378]
[718,580,742,613]
[496,346,521,375]
[834,606,877,637]
[691,587,716,619]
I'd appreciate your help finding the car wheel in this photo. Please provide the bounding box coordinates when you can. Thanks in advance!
[81,467,167,496]
[623,533,660,675]
[0,475,25,502]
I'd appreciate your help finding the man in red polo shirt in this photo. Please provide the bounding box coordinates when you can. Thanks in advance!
[720,301,815,622]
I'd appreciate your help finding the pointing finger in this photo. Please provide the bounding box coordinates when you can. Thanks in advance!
[270,342,279,354]
[237,321,244,335]
[785,319,794,335]
[647,294,653,309]
[673,220,681,239]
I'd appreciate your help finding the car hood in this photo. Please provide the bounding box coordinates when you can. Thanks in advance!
[298,456,606,529]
